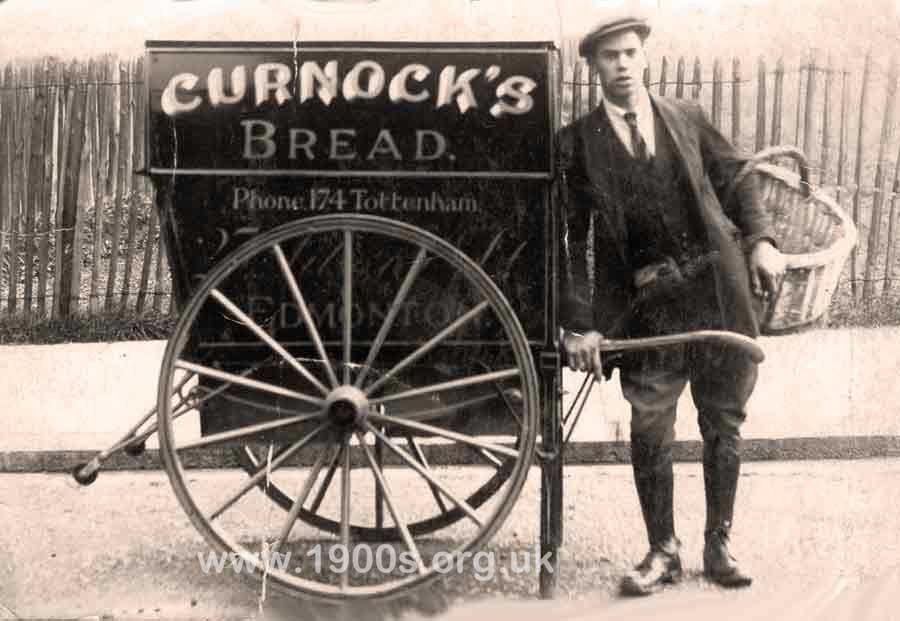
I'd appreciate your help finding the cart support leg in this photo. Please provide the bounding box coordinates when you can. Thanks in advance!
[539,352,563,599]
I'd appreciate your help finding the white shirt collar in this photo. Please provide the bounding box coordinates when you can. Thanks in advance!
[601,88,656,157]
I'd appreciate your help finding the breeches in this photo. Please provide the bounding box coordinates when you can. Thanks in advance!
[619,343,758,449]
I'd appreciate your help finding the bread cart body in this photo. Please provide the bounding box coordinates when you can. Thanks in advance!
[139,40,565,600]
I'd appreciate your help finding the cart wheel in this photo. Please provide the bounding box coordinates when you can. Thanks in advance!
[156,214,539,601]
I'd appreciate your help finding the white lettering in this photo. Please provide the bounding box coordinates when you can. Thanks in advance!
[232,186,249,209]
[241,120,277,159]
[208,66,247,106]
[289,129,316,159]
[160,72,202,116]
[490,76,537,117]
[366,130,402,160]
[388,63,430,103]
[299,60,338,105]
[414,130,446,160]
[330,129,356,159]
[342,60,386,101]
[436,66,480,113]
[254,63,292,106]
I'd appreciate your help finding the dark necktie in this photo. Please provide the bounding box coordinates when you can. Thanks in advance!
[624,111,649,161]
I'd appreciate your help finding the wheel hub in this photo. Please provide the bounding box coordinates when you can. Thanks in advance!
[325,385,370,428]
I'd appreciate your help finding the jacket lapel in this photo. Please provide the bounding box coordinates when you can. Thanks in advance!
[650,95,703,204]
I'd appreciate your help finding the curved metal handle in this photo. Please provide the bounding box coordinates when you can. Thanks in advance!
[723,145,811,210]
[596,330,766,363]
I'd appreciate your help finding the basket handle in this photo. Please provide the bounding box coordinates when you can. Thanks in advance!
[723,145,812,210]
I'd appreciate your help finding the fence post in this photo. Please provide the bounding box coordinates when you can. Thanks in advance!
[104,59,127,312]
[37,59,56,318]
[802,49,818,176]
[57,61,89,318]
[755,57,767,152]
[771,57,784,146]
[851,50,873,302]
[794,60,804,148]
[691,57,702,100]
[659,56,668,96]
[731,58,741,147]
[23,60,49,321]
[820,54,834,186]
[836,68,849,207]
[712,58,722,129]
[8,65,29,317]
[675,57,685,98]
[52,62,73,319]
[88,59,105,314]
[862,55,898,303]
[119,59,140,316]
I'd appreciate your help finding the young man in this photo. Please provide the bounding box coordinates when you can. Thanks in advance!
[557,11,786,596]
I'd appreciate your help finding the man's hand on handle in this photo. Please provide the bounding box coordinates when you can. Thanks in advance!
[561,329,605,379]
[749,239,786,298]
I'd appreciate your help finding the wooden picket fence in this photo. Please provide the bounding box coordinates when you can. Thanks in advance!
[1,47,899,324]
[0,55,167,322]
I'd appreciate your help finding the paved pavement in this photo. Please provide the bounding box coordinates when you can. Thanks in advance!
[2,458,900,620]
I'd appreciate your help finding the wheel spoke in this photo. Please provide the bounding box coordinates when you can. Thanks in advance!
[470,446,505,470]
[356,431,425,574]
[374,431,386,530]
[175,360,326,409]
[339,433,351,591]
[371,368,520,406]
[343,230,353,385]
[354,247,428,389]
[177,412,324,451]
[363,301,491,396]
[216,391,322,417]
[309,443,342,513]
[363,421,483,528]
[184,358,276,410]
[271,446,332,553]
[368,412,519,460]
[406,435,449,514]
[210,288,330,396]
[208,422,330,521]
[384,391,502,421]
[273,243,340,389]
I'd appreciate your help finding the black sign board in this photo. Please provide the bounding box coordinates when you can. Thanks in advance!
[147,41,553,176]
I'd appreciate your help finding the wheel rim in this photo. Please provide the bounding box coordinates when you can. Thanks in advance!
[157,214,539,601]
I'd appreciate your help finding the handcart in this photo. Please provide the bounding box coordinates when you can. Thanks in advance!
[71,39,853,602]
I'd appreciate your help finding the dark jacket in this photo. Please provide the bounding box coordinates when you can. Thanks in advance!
[557,94,774,348]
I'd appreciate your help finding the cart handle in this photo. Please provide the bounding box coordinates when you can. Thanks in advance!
[592,330,765,364]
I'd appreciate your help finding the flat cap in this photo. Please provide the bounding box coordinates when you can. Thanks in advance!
[578,11,651,58]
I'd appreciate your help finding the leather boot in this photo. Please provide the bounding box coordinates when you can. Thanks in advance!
[702,433,752,588]
[620,439,682,596]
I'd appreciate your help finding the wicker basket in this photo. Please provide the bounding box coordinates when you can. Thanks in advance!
[728,145,858,334]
